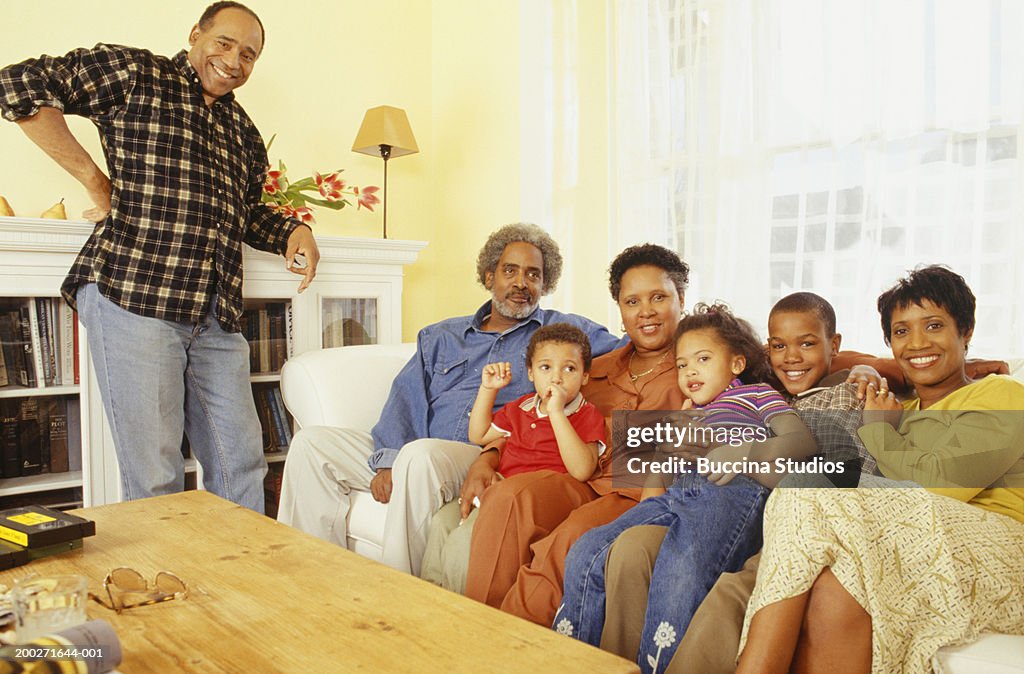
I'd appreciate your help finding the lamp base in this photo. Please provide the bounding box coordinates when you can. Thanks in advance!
[382,153,389,239]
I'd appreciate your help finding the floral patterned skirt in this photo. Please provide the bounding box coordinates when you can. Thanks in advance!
[740,488,1024,674]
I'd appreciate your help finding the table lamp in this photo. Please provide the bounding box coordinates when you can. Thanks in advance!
[352,105,419,238]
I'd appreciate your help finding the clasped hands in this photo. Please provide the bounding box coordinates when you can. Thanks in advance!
[861,378,902,427]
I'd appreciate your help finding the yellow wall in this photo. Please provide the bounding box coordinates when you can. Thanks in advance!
[0,1,611,339]
[560,3,616,331]
[428,0,525,321]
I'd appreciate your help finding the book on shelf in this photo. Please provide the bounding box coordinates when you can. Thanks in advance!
[0,504,95,548]
[258,308,270,373]
[270,386,293,447]
[253,387,275,452]
[40,397,69,474]
[27,300,47,388]
[285,302,294,359]
[268,302,287,371]
[263,462,284,518]
[58,302,75,386]
[66,402,82,472]
[36,396,51,474]
[17,398,43,476]
[17,303,37,388]
[266,386,288,450]
[36,298,57,386]
[0,312,23,387]
[47,299,57,385]
[0,333,7,388]
[0,401,19,478]
[72,309,80,384]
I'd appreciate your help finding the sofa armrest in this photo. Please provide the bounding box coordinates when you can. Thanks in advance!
[280,343,417,432]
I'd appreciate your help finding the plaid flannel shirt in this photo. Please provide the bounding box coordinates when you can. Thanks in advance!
[0,45,300,332]
[791,382,878,475]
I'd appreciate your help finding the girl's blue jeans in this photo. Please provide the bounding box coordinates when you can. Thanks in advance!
[553,473,768,673]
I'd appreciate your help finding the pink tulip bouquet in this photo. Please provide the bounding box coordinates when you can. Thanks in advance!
[260,136,380,226]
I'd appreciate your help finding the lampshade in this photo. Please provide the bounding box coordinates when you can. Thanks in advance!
[352,106,419,158]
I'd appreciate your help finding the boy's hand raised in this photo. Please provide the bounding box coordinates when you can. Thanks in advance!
[481,362,513,390]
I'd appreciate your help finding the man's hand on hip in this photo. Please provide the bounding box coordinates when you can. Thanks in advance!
[370,468,393,503]
[82,173,112,223]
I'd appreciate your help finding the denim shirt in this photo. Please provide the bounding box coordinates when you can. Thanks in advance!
[368,302,624,471]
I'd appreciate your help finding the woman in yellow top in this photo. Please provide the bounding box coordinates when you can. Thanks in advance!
[736,265,1024,674]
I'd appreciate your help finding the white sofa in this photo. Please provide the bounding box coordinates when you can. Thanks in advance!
[280,345,1024,672]
[280,343,416,561]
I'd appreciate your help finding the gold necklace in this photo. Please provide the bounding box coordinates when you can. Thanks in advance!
[628,349,671,382]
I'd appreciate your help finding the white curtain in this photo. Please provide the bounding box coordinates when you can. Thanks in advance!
[534,0,1024,356]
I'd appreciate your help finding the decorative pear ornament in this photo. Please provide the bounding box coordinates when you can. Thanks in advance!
[0,196,13,217]
[40,199,67,219]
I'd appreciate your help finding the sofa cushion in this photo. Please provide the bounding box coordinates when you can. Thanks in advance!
[281,343,417,432]
[933,634,1024,673]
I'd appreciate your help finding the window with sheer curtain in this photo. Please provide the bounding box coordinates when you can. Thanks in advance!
[600,0,1024,355]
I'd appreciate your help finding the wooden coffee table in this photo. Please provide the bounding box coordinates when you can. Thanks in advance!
[0,491,639,673]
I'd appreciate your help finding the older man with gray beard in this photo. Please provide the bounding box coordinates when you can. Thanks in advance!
[278,223,622,575]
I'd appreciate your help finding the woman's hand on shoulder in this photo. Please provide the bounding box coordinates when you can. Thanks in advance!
[862,382,902,427]
[846,365,885,400]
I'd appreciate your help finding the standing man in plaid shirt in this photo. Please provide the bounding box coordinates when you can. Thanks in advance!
[0,2,317,512]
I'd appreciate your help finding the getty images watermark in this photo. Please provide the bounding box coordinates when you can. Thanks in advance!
[611,409,857,489]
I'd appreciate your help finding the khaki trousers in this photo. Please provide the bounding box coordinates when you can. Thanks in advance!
[421,500,479,593]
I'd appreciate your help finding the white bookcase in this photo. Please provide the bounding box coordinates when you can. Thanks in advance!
[0,216,425,512]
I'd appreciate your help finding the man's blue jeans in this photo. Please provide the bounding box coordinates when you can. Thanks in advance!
[77,284,266,512]
[554,473,768,673]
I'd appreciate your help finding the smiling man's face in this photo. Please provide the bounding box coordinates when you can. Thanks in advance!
[187,7,263,106]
